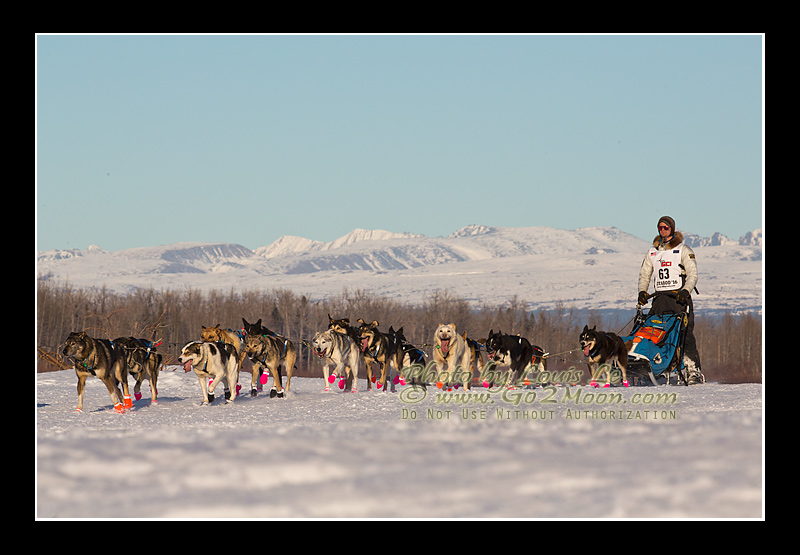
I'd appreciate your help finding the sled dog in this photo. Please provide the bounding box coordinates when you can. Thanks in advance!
[579,325,629,387]
[200,324,243,360]
[113,336,162,404]
[63,331,130,413]
[242,318,276,338]
[391,327,425,368]
[242,332,296,398]
[241,318,280,393]
[312,329,361,392]
[357,319,402,391]
[432,323,472,389]
[484,330,540,388]
[529,345,548,384]
[463,332,484,382]
[179,341,240,404]
[328,314,362,344]
[389,326,426,386]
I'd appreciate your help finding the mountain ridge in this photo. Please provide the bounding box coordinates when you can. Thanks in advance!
[36,225,763,314]
[37,225,763,261]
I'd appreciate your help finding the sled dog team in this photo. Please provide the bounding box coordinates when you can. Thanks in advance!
[61,316,628,412]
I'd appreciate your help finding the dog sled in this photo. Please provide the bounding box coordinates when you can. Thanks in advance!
[622,291,691,386]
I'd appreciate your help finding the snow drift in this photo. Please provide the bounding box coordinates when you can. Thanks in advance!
[36,369,762,519]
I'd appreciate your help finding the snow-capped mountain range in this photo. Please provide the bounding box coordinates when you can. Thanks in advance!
[36,225,763,314]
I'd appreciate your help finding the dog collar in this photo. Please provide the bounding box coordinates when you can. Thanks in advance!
[76,350,98,374]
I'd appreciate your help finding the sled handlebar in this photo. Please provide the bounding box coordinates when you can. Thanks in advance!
[637,291,692,316]
[638,290,680,306]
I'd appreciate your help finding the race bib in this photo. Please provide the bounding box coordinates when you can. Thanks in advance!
[650,245,684,291]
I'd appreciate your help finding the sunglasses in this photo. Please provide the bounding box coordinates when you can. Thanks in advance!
[658,225,671,231]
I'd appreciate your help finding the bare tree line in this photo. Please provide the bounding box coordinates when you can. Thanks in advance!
[36,279,762,384]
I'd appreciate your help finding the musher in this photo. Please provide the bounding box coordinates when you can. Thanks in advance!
[637,216,705,384]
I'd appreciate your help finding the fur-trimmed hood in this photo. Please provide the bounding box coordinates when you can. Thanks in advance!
[652,230,684,249]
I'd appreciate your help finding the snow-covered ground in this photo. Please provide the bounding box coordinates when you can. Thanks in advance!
[36,368,763,519]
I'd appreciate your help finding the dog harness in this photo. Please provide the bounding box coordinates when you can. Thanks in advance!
[587,333,619,360]
[253,335,290,364]
[364,341,380,359]
[75,339,115,374]
[487,334,523,359]
[77,353,98,374]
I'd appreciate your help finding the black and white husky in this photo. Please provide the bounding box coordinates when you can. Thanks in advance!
[179,341,240,404]
[389,326,426,386]
[484,330,537,389]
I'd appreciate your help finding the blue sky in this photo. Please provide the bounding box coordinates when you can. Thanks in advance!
[36,34,763,252]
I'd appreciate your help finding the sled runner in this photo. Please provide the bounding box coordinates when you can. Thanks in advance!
[622,291,690,386]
